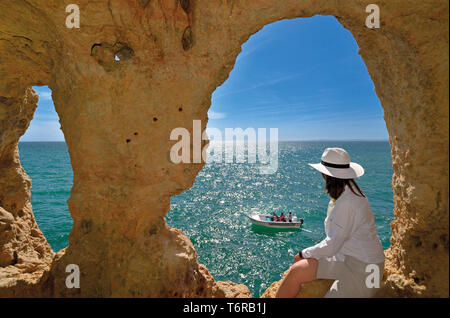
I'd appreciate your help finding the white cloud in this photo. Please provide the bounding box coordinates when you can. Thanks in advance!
[236,37,272,62]
[214,71,304,99]
[38,91,52,100]
[20,120,64,142]
[208,111,227,120]
[32,86,52,101]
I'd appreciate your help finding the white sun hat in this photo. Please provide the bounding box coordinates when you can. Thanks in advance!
[308,147,364,179]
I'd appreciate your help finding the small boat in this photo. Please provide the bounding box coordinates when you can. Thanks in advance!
[247,213,303,229]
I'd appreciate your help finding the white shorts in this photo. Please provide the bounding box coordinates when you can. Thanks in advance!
[316,255,384,298]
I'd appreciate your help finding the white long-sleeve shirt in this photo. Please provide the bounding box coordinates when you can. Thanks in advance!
[302,185,385,264]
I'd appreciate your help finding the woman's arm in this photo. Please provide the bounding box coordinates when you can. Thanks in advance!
[301,203,356,259]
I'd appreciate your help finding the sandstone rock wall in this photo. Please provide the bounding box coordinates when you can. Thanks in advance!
[0,0,448,297]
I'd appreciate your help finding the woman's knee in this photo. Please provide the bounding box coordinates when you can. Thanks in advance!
[306,257,318,269]
[289,258,318,281]
[289,259,309,275]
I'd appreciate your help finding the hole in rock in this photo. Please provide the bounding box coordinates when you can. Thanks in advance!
[139,0,150,8]
[91,42,134,71]
[19,86,73,253]
[166,16,394,297]
[182,26,193,51]
[180,0,190,13]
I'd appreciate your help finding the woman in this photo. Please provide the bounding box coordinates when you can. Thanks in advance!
[276,147,385,298]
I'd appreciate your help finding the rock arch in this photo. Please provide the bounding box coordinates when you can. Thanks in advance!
[0,0,448,297]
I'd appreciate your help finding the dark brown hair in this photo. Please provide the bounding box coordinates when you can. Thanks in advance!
[322,173,365,200]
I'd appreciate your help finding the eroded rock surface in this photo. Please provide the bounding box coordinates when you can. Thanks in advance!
[0,87,54,296]
[0,0,448,297]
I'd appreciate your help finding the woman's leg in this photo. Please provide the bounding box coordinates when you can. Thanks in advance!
[276,258,319,298]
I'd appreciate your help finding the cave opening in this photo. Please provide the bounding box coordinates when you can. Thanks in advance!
[166,15,394,297]
[18,86,73,253]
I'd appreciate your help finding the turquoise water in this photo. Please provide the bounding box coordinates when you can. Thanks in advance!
[19,142,73,251]
[18,141,393,297]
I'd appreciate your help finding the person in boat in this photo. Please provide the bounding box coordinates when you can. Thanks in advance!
[288,212,293,222]
[270,212,278,221]
[279,213,286,222]
[276,148,385,298]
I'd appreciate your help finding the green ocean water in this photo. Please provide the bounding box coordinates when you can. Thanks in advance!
[18,141,393,297]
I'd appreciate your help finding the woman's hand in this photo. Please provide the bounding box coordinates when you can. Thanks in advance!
[294,253,302,263]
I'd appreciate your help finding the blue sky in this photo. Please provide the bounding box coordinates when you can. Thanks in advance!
[21,86,64,141]
[21,15,387,142]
